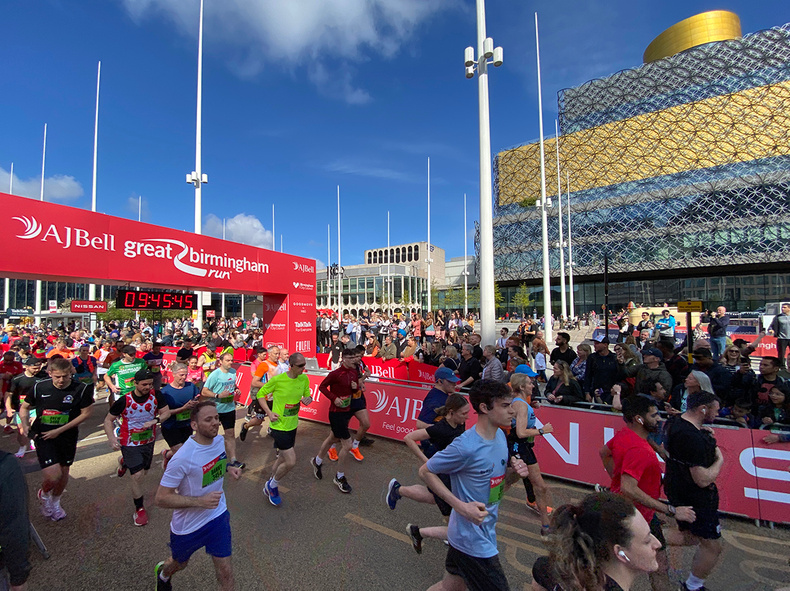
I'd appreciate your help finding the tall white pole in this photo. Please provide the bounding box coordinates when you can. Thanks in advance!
[221,218,226,319]
[567,173,575,321]
[138,195,142,222]
[280,235,283,253]
[327,224,332,311]
[337,187,342,321]
[272,204,275,250]
[463,193,469,316]
[555,120,567,322]
[427,157,431,314]
[535,13,552,343]
[387,211,391,315]
[35,124,47,321]
[89,61,101,326]
[474,0,497,345]
[4,164,12,311]
[193,0,205,330]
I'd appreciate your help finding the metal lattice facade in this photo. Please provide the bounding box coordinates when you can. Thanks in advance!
[487,22,790,285]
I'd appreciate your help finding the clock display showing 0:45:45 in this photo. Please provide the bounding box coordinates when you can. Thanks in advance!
[115,289,198,310]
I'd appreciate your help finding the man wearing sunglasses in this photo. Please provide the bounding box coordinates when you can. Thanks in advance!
[256,353,312,506]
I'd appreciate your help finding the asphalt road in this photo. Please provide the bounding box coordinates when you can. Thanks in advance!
[3,396,789,591]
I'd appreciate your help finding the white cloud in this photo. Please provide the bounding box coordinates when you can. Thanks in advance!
[204,212,274,249]
[0,167,83,201]
[323,159,420,183]
[119,0,452,103]
[315,259,327,270]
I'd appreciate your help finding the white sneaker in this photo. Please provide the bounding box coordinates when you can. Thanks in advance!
[38,489,53,518]
[15,446,26,458]
[50,497,67,521]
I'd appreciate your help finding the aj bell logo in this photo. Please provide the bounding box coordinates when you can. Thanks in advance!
[368,389,388,413]
[14,216,115,250]
[292,261,315,273]
[264,302,287,313]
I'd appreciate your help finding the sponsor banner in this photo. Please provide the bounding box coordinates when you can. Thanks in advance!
[70,300,108,313]
[0,192,315,297]
[315,354,435,385]
[407,361,441,386]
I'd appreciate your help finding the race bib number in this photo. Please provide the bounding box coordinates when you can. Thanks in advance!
[176,410,191,422]
[219,394,234,404]
[130,428,154,443]
[41,409,69,425]
[488,474,505,505]
[352,390,362,399]
[283,403,300,417]
[202,453,227,487]
[336,396,351,408]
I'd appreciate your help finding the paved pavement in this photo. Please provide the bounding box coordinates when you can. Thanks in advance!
[3,395,789,591]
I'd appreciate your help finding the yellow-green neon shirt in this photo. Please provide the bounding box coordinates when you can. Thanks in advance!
[256,372,310,431]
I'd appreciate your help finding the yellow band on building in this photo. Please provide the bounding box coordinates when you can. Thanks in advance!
[643,10,741,63]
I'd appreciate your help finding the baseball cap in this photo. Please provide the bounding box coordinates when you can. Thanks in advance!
[134,369,155,382]
[514,364,538,377]
[435,366,460,383]
[593,334,609,344]
[642,347,663,359]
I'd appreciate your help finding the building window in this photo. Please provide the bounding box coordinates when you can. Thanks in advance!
[401,247,406,262]
[414,246,420,261]
[367,253,372,264]
[407,245,413,262]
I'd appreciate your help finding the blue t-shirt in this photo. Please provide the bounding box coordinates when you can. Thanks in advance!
[509,396,536,443]
[161,383,200,428]
[417,387,449,424]
[426,425,509,558]
[203,369,238,414]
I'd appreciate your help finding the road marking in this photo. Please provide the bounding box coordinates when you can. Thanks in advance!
[498,522,546,543]
[721,531,787,560]
[500,508,542,525]
[504,545,533,575]
[498,534,547,555]
[739,559,790,587]
[344,513,411,545]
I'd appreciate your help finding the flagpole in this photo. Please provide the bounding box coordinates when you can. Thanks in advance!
[567,173,575,321]
[463,193,469,316]
[272,204,275,250]
[555,120,567,323]
[327,224,332,312]
[337,187,342,321]
[221,218,226,319]
[535,12,552,343]
[4,164,12,310]
[35,124,47,322]
[89,61,101,324]
[427,157,431,314]
[387,211,391,315]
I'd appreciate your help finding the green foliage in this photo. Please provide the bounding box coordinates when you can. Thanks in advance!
[513,283,532,317]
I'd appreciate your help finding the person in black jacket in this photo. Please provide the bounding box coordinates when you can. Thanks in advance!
[0,450,31,590]
[545,361,584,406]
[584,336,619,403]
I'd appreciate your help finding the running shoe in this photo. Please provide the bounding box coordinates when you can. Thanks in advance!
[50,498,67,521]
[385,478,401,510]
[526,500,553,515]
[155,561,173,591]
[327,447,339,462]
[134,507,149,526]
[29,439,35,451]
[359,436,375,446]
[311,457,323,480]
[680,583,707,591]
[37,489,53,518]
[264,479,282,506]
[117,456,128,477]
[594,483,609,493]
[350,448,364,462]
[406,524,423,554]
[15,446,26,458]
[333,475,352,493]
[229,459,246,470]
[239,424,249,442]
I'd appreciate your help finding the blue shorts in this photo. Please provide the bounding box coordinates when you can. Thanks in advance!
[170,510,232,563]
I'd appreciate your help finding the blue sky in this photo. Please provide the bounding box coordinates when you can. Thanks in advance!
[1,1,786,268]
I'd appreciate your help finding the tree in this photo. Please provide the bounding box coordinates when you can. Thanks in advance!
[513,283,531,318]
[430,279,441,311]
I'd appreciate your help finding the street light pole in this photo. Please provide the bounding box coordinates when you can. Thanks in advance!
[535,12,552,343]
[466,0,503,346]
[555,119,567,323]
[89,61,101,325]
[427,157,432,314]
[463,193,469,316]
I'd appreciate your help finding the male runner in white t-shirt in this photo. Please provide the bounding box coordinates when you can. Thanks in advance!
[154,401,242,591]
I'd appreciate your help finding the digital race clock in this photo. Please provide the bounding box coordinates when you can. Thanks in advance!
[115,289,198,310]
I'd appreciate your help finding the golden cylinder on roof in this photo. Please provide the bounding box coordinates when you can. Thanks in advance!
[643,10,741,63]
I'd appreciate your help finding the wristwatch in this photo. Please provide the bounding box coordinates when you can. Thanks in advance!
[665,503,676,516]
[538,428,545,436]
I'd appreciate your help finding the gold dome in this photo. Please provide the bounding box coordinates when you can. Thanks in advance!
[643,10,741,63]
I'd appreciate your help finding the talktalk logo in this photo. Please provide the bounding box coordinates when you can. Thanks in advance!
[292,281,314,290]
[293,262,315,273]
[123,239,269,280]
[294,321,313,330]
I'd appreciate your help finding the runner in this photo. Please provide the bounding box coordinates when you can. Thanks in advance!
[93,339,114,392]
[6,357,47,458]
[240,347,279,441]
[198,343,219,379]
[201,352,245,469]
[0,350,24,434]
[664,391,724,591]
[600,395,696,591]
[327,345,370,462]
[105,345,147,404]
[19,357,94,521]
[311,348,359,493]
[143,340,165,390]
[506,372,553,534]
[385,393,470,553]
[71,344,98,387]
[419,379,529,591]
[160,362,200,468]
[256,352,312,506]
[104,369,172,526]
[154,401,242,591]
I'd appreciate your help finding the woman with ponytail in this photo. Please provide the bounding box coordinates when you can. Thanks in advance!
[383,393,470,554]
[532,492,661,590]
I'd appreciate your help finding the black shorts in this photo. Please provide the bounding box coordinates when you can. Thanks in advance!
[329,411,353,440]
[219,410,236,431]
[271,428,297,450]
[246,398,271,419]
[34,430,79,469]
[429,473,453,517]
[677,505,721,540]
[121,442,155,474]
[444,544,510,591]
[649,513,667,551]
[508,439,537,466]
[349,394,367,412]
[161,424,193,448]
